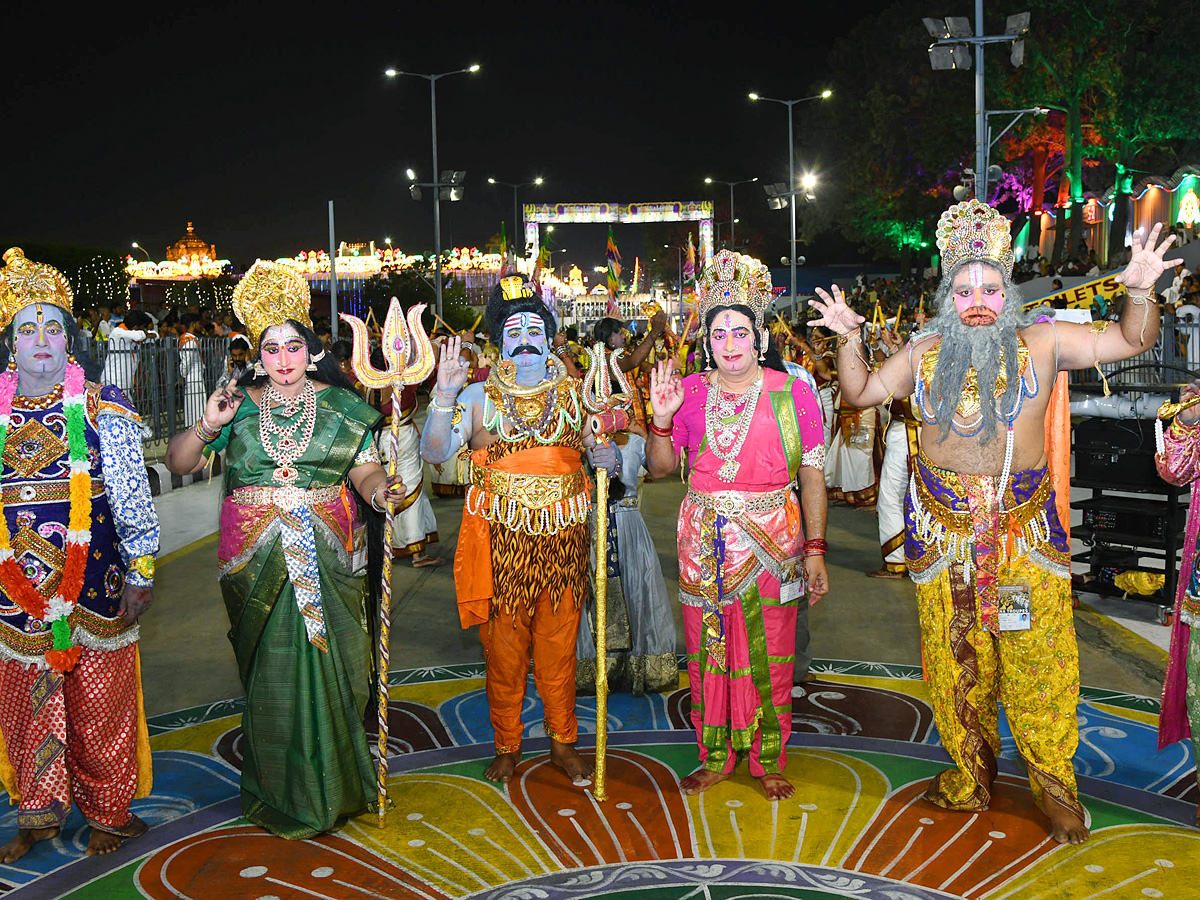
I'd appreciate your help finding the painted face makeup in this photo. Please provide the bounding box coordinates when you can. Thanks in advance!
[951,263,1005,327]
[501,312,548,369]
[708,309,757,374]
[258,323,308,386]
[12,303,68,381]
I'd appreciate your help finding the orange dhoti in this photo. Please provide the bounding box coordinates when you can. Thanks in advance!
[454,438,591,754]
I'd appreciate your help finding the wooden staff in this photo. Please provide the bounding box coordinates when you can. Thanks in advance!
[594,462,610,801]
[677,306,698,367]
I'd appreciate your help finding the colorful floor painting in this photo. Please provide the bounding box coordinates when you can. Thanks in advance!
[2,659,1197,900]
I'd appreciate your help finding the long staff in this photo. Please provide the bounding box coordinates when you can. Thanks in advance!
[340,299,436,826]
[581,343,633,801]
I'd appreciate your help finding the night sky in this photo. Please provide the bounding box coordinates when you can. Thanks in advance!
[6,0,902,275]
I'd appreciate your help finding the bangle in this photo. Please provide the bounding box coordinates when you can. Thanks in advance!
[803,538,828,557]
[194,417,221,443]
[370,484,387,512]
[429,397,456,413]
[649,421,674,437]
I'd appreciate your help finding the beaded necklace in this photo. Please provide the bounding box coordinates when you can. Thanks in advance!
[260,379,317,485]
[0,361,91,672]
[704,371,763,482]
[483,356,582,444]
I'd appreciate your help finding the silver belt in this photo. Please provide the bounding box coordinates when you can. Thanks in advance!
[231,483,343,509]
[686,485,791,518]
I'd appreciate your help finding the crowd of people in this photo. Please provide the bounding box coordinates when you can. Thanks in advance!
[0,197,1195,876]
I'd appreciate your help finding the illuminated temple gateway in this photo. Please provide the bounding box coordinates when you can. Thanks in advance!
[125,222,230,280]
[167,222,217,268]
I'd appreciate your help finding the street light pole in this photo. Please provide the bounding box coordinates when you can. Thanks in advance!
[386,63,480,318]
[488,177,543,269]
[705,177,758,249]
[749,90,831,304]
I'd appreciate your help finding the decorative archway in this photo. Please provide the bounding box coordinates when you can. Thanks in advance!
[522,200,714,264]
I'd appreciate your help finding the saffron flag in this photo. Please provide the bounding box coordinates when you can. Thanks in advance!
[532,229,552,283]
[606,226,622,315]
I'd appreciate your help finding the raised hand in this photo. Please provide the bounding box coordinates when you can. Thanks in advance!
[435,335,470,398]
[1179,379,1200,425]
[808,285,865,336]
[649,358,684,424]
[1115,222,1184,293]
[204,376,244,428]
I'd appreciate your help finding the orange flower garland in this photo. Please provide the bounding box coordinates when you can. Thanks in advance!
[0,361,91,671]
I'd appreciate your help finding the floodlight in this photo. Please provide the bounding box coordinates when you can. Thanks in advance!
[1005,12,1030,34]
[409,185,423,201]
[768,197,788,211]
[801,173,817,190]
[945,16,971,37]
[748,92,759,100]
[953,185,971,201]
[928,45,956,70]
[406,168,417,180]
[468,64,481,72]
[951,45,972,69]
[820,89,832,99]
[1011,39,1025,67]
[923,17,947,38]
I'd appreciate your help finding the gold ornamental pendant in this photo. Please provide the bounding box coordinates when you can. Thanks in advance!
[717,458,740,482]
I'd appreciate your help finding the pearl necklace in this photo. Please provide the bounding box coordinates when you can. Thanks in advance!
[260,380,317,485]
[704,372,762,482]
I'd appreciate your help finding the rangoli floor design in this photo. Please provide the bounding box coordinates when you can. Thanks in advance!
[1,659,1196,899]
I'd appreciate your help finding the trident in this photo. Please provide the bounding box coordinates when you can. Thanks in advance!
[340,298,436,827]
[580,342,633,801]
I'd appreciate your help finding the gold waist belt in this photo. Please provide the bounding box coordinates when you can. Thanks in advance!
[469,465,587,509]
[231,483,343,509]
[686,485,791,518]
[2,480,107,505]
[915,455,1052,535]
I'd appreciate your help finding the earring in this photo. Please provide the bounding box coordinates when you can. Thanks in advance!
[254,361,266,377]
[758,346,766,362]
[306,357,318,372]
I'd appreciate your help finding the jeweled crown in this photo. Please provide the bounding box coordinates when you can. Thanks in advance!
[0,248,74,331]
[232,260,313,344]
[696,250,773,332]
[935,199,1014,279]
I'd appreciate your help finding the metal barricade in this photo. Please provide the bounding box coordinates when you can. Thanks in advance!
[80,333,232,444]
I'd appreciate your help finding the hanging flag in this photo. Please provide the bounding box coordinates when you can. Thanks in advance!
[532,229,552,282]
[632,257,640,294]
[606,226,622,315]
[684,232,696,293]
[499,222,508,275]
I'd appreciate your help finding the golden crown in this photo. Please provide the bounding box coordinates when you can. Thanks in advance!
[0,248,74,331]
[935,199,1014,279]
[232,260,313,344]
[696,250,773,332]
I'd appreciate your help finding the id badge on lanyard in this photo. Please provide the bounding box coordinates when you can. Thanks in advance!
[780,554,808,604]
[998,580,1032,632]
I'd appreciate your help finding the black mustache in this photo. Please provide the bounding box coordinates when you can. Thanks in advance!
[511,344,544,356]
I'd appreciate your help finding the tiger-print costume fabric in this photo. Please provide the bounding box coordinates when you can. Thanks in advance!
[484,431,590,619]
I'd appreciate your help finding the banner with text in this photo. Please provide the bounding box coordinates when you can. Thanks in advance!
[1026,273,1125,315]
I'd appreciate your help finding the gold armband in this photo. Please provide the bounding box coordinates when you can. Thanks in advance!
[129,555,156,580]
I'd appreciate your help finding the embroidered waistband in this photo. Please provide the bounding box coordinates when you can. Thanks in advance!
[231,483,343,509]
[3,480,106,505]
[686,485,792,518]
[468,464,587,510]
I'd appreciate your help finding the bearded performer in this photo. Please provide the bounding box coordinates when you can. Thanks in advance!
[1153,380,1200,827]
[812,201,1180,844]
[0,249,157,861]
[421,275,618,784]
[165,261,405,838]
[647,251,829,802]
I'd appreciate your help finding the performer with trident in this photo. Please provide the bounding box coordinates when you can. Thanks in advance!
[340,298,436,826]
[421,275,619,784]
[165,261,406,838]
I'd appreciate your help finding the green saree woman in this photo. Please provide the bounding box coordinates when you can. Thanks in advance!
[208,385,382,838]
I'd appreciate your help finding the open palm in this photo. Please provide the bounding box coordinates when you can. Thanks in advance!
[808,285,865,336]
[1115,222,1183,292]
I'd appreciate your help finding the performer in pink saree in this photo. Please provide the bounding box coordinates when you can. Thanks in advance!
[648,251,829,801]
[1154,382,1200,827]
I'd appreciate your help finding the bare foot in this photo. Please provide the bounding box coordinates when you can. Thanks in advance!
[1038,795,1089,844]
[549,740,593,781]
[756,773,795,801]
[412,555,445,568]
[0,826,59,863]
[865,567,903,579]
[483,751,522,783]
[87,815,147,856]
[679,769,732,796]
